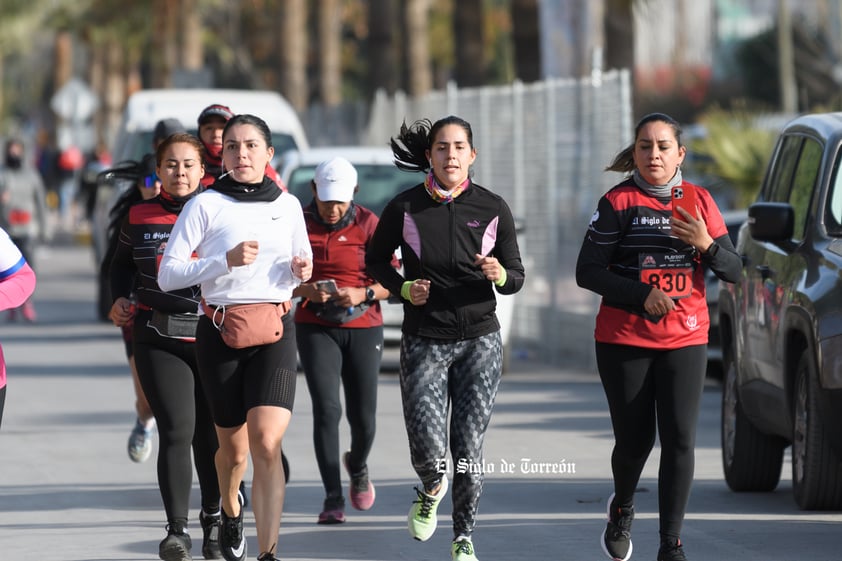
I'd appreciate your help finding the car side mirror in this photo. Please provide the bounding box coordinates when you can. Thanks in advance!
[748,202,794,242]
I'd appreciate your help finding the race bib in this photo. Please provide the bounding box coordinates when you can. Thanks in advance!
[639,252,694,299]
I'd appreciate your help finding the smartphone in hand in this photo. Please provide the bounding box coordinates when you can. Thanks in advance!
[672,184,697,221]
[315,279,339,294]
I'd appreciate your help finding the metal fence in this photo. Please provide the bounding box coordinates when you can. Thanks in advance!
[302,69,633,369]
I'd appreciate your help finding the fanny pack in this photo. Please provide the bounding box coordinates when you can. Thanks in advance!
[201,300,291,349]
[307,301,369,324]
[147,310,199,339]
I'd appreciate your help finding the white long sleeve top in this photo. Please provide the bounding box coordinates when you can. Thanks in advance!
[157,189,311,306]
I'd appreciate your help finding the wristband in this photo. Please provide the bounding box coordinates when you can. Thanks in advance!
[401,281,414,302]
[494,267,507,287]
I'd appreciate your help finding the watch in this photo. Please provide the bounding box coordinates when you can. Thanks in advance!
[705,241,720,257]
[365,286,376,303]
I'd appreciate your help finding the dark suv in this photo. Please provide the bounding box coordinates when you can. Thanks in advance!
[718,112,842,510]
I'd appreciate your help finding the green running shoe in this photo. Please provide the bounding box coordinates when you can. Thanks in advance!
[407,474,448,541]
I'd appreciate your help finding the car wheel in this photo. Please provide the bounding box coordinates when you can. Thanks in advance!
[792,351,842,510]
[721,349,785,491]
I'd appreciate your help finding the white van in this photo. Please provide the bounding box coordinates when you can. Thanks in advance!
[109,88,309,162]
[93,88,309,319]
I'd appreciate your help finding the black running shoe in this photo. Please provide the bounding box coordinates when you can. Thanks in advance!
[657,538,688,561]
[237,480,248,509]
[257,544,279,561]
[159,523,192,561]
[219,499,246,561]
[199,510,221,560]
[282,451,290,483]
[601,493,633,561]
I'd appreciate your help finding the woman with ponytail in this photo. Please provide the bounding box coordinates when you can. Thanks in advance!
[576,113,741,561]
[366,116,525,561]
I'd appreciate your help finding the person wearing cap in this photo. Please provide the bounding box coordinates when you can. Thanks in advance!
[292,156,391,525]
[197,104,286,190]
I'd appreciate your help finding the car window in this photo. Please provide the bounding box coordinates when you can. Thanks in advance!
[827,149,842,236]
[788,137,822,241]
[271,133,298,157]
[764,135,802,202]
[287,164,422,216]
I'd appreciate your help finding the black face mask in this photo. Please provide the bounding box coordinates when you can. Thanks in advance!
[5,155,22,169]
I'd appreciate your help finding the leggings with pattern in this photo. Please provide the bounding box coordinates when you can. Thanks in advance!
[399,331,502,539]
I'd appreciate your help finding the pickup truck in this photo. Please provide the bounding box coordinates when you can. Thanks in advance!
[718,112,842,510]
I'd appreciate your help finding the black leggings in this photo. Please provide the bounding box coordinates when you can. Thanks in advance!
[0,384,5,429]
[595,342,706,541]
[133,312,220,522]
[297,323,382,498]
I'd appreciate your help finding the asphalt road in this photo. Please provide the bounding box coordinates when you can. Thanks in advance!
[0,236,839,560]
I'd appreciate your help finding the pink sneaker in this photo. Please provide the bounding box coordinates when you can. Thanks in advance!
[317,496,345,524]
[344,451,376,511]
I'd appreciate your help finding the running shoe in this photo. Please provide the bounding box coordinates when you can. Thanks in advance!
[128,417,154,463]
[237,480,248,509]
[407,474,448,541]
[343,451,375,510]
[199,510,221,559]
[657,538,688,561]
[158,523,192,561]
[451,538,479,561]
[219,495,246,561]
[601,492,633,561]
[257,546,279,561]
[317,495,346,524]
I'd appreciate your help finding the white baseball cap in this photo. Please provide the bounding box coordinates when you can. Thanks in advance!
[314,157,357,202]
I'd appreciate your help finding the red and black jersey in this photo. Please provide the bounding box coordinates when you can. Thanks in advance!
[109,197,201,314]
[295,203,386,328]
[576,178,729,349]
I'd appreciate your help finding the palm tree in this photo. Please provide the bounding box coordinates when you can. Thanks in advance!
[511,0,541,82]
[317,0,342,107]
[603,0,634,73]
[453,0,484,86]
[279,0,309,112]
[367,0,399,99]
[405,0,432,97]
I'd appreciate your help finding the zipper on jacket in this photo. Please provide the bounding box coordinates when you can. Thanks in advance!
[449,202,467,340]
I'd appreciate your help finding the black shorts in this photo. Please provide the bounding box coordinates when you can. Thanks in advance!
[195,313,297,428]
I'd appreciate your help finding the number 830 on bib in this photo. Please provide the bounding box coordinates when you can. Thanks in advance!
[639,252,694,299]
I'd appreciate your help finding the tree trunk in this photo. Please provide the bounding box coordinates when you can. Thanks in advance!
[54,31,74,89]
[103,38,126,148]
[511,0,541,82]
[367,0,399,98]
[454,0,485,87]
[180,0,204,71]
[603,0,634,73]
[317,0,342,107]
[279,0,309,112]
[87,40,107,148]
[150,0,178,87]
[405,0,432,97]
